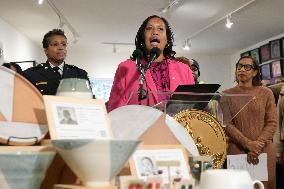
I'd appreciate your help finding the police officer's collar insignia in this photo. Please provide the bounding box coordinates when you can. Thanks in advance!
[36,81,48,85]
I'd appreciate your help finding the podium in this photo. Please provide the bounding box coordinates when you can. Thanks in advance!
[109,90,255,169]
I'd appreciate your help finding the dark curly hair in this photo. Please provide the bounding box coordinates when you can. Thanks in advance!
[235,56,262,86]
[2,62,23,75]
[134,15,175,60]
[42,29,67,48]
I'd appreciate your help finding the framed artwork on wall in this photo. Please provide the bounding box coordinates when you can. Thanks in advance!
[260,63,272,80]
[260,44,271,62]
[240,51,250,57]
[270,39,281,59]
[250,48,260,63]
[271,60,282,78]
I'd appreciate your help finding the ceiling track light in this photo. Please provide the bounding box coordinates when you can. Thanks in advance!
[226,14,233,29]
[59,16,64,28]
[38,0,44,5]
[47,0,80,44]
[113,44,117,53]
[183,39,191,51]
[183,0,256,49]
[102,42,135,53]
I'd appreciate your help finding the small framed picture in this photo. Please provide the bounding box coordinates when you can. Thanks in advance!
[260,44,271,62]
[271,60,282,78]
[270,39,281,59]
[43,95,112,140]
[129,145,190,184]
[240,51,250,57]
[250,48,260,63]
[260,63,272,80]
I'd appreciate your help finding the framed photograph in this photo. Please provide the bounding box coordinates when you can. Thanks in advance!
[43,95,112,139]
[260,63,272,80]
[90,78,113,102]
[270,39,281,59]
[240,51,250,57]
[129,145,190,184]
[271,60,282,78]
[260,44,271,62]
[10,61,37,71]
[250,48,260,63]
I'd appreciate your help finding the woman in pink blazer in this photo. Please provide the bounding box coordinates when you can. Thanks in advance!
[108,15,195,112]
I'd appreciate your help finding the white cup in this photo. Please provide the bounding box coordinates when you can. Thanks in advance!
[200,169,264,189]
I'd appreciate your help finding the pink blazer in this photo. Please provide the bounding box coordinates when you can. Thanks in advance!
[107,58,195,112]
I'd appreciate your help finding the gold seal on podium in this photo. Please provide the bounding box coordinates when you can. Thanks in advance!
[174,109,227,168]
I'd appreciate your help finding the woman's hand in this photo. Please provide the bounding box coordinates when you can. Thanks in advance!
[246,140,264,155]
[247,152,259,165]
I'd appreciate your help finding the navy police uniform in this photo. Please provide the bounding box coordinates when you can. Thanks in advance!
[23,62,90,95]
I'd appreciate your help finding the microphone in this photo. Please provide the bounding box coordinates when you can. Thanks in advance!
[146,47,161,70]
[149,47,161,62]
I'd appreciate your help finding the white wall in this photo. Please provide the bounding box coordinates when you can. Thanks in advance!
[0,18,44,63]
[177,53,232,91]
[66,48,131,79]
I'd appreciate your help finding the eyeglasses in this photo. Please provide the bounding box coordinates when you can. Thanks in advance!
[236,63,255,71]
[49,42,68,48]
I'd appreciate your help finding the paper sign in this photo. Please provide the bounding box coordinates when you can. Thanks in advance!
[227,153,268,181]
[44,95,112,139]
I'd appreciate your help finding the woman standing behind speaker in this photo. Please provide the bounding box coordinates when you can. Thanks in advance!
[223,56,277,189]
[107,15,195,112]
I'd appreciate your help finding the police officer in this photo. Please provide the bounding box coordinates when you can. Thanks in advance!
[24,29,91,95]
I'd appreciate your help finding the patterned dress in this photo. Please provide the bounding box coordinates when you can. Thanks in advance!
[149,60,171,102]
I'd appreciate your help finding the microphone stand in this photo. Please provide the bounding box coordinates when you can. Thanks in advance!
[136,58,147,105]
[138,61,155,105]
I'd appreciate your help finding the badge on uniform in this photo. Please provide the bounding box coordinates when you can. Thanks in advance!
[36,81,48,85]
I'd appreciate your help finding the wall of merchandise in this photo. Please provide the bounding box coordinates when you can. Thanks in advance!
[240,37,284,86]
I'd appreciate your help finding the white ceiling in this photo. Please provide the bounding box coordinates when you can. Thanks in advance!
[0,0,284,55]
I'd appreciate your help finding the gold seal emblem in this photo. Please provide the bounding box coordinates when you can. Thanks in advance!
[174,109,227,168]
